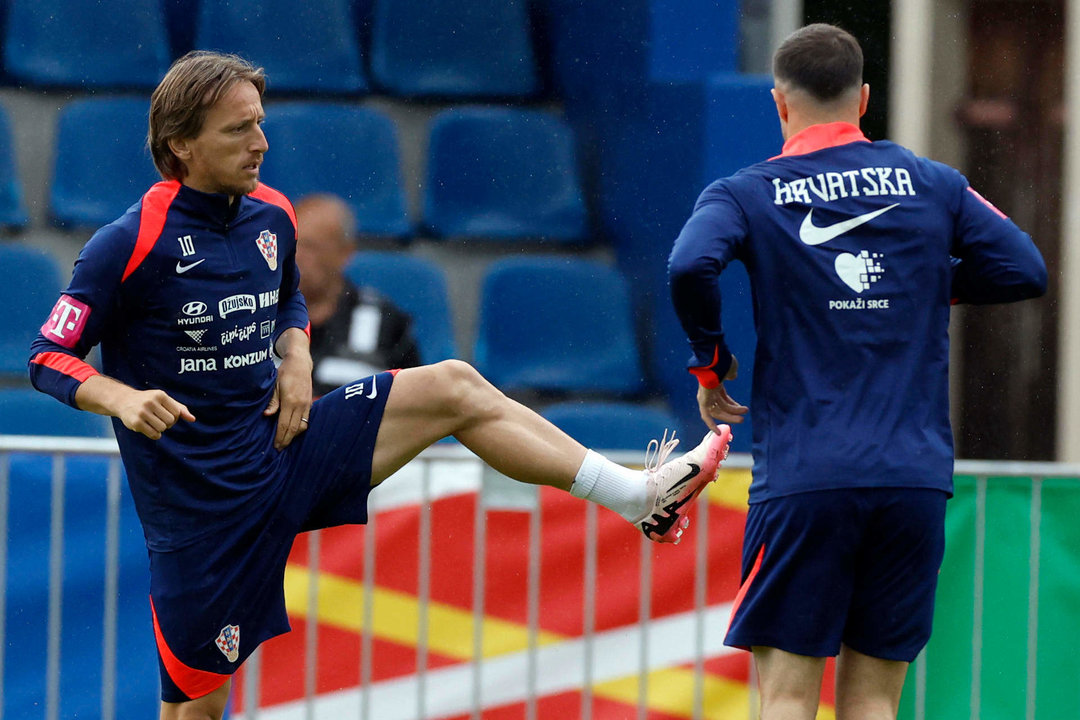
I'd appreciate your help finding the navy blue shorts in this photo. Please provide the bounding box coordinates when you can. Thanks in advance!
[724,487,947,662]
[150,371,395,702]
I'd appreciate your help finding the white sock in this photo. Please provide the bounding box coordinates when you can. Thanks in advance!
[570,450,648,521]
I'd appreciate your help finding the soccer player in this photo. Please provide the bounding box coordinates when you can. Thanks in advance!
[294,193,421,396]
[27,51,731,719]
[668,24,1047,720]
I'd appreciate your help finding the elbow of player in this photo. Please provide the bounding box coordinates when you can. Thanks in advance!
[1023,258,1049,299]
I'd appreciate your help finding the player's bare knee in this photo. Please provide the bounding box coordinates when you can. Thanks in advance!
[427,360,504,418]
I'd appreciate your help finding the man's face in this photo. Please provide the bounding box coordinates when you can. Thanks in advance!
[173,81,267,197]
[296,205,351,298]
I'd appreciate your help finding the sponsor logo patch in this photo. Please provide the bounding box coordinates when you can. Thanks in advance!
[223,347,269,369]
[221,322,257,346]
[42,295,91,348]
[219,294,257,318]
[179,357,217,374]
[182,301,207,316]
[258,289,279,308]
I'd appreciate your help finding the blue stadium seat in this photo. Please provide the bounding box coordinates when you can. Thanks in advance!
[4,0,170,89]
[541,401,679,452]
[0,105,28,230]
[474,257,644,396]
[0,388,111,437]
[0,244,61,376]
[50,97,160,230]
[260,103,410,237]
[343,251,457,363]
[369,0,539,98]
[423,107,587,243]
[195,0,367,94]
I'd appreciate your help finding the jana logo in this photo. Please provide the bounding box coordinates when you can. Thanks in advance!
[182,301,207,316]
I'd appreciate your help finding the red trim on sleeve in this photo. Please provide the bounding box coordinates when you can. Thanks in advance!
[303,321,311,339]
[966,186,1009,219]
[249,183,298,231]
[150,597,230,700]
[30,352,99,382]
[122,180,182,283]
[688,346,722,389]
[727,543,765,650]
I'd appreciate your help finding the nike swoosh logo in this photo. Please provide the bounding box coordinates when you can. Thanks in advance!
[670,463,701,492]
[366,374,378,399]
[176,259,206,274]
[799,203,899,246]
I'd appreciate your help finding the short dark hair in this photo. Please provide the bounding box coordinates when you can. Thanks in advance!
[148,51,266,180]
[772,23,863,102]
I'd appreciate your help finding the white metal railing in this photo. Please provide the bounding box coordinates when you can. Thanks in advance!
[2,434,1079,720]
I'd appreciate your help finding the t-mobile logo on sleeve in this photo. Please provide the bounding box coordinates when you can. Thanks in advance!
[41,294,91,348]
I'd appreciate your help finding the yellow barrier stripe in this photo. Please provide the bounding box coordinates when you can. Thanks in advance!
[593,667,751,718]
[283,564,564,659]
[707,468,752,511]
[285,565,834,718]
[593,666,836,720]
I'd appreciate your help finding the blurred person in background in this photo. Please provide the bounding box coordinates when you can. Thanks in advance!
[668,23,1047,720]
[294,193,420,396]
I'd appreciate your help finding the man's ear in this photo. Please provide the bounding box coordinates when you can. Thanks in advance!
[859,83,870,117]
[771,87,789,124]
[168,136,191,160]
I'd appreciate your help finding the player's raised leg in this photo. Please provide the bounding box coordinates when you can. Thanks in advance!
[159,679,230,720]
[371,361,731,542]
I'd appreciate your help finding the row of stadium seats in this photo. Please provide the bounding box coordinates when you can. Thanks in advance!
[0,99,588,243]
[3,0,541,98]
[3,244,684,436]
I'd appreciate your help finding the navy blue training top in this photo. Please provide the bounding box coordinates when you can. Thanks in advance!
[669,122,1047,503]
[29,180,309,550]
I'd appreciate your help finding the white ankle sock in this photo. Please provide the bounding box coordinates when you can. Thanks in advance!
[570,450,647,521]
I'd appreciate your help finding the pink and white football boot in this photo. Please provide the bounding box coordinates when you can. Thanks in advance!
[633,426,732,544]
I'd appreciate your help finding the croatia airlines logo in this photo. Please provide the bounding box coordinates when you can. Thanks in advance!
[41,295,90,348]
[255,229,277,271]
[215,624,240,663]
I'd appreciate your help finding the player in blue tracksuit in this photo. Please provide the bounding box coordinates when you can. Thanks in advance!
[28,51,733,719]
[668,25,1046,720]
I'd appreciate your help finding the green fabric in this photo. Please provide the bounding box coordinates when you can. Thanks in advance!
[896,474,1080,719]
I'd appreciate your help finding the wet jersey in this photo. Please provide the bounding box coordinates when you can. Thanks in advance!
[29,181,309,550]
[669,122,1047,502]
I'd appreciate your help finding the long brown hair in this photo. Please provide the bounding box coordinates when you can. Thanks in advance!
[148,51,266,180]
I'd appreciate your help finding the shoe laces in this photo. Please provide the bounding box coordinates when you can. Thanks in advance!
[644,430,680,475]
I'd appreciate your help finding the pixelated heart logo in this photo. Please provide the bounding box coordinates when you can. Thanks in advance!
[834,253,865,293]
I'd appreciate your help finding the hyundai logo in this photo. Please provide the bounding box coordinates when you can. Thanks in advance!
[182,301,208,316]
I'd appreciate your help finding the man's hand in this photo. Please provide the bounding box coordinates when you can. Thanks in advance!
[75,375,195,440]
[117,389,196,440]
[697,354,748,433]
[265,328,313,450]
